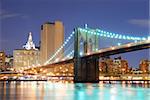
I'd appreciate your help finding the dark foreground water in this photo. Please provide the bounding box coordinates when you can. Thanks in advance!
[0,81,150,100]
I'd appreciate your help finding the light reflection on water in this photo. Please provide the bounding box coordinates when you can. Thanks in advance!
[0,81,150,100]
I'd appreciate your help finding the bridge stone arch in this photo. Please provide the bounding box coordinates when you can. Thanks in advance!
[74,27,99,83]
[74,28,99,56]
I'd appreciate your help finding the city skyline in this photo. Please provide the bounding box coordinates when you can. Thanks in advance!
[0,0,149,67]
[0,1,150,100]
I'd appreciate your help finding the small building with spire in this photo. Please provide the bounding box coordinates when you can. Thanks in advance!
[23,32,37,50]
[13,32,40,70]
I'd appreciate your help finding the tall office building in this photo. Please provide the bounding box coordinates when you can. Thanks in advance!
[40,21,64,64]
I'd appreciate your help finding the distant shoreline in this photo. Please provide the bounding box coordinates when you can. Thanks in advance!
[0,79,150,82]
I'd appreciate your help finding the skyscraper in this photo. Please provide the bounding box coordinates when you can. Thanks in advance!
[40,21,64,64]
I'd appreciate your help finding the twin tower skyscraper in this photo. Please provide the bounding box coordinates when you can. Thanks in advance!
[40,21,64,64]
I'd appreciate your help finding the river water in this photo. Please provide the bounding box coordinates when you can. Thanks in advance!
[0,81,150,100]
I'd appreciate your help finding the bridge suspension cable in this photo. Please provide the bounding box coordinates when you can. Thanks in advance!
[45,27,150,65]
[44,31,75,65]
[78,28,149,41]
[50,42,74,63]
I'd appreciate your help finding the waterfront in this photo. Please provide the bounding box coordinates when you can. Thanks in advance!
[0,81,150,100]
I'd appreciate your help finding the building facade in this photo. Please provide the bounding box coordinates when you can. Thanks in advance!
[99,58,113,74]
[40,21,64,64]
[13,32,39,70]
[99,57,129,75]
[139,59,150,73]
[13,49,39,70]
[113,57,128,74]
[5,55,13,68]
[0,51,5,70]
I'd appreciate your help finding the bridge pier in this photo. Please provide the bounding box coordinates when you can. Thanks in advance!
[74,56,99,83]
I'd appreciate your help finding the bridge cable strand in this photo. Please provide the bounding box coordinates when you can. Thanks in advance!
[49,41,85,64]
[60,42,74,59]
[44,31,75,65]
[62,42,85,60]
[78,28,149,41]
[64,50,74,59]
[48,37,74,63]
[50,41,85,64]
[50,42,74,63]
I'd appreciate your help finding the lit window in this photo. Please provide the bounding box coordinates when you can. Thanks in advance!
[0,53,3,56]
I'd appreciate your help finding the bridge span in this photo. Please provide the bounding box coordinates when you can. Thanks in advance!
[41,40,150,83]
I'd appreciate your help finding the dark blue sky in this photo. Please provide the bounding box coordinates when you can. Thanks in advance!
[0,0,149,67]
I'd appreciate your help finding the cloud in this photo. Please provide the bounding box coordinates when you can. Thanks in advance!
[128,19,150,28]
[1,13,20,19]
[0,9,20,19]
[0,9,29,20]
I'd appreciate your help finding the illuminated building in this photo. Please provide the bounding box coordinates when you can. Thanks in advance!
[5,55,13,68]
[99,58,113,74]
[0,51,5,70]
[13,32,39,70]
[120,60,129,73]
[113,57,128,74]
[99,57,129,74]
[40,21,64,64]
[23,32,37,50]
[139,59,150,73]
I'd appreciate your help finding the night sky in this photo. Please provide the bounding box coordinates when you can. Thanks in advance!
[0,0,149,67]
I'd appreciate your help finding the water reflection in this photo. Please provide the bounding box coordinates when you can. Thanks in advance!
[0,81,150,100]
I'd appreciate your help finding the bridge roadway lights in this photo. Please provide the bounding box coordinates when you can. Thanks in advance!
[74,56,99,83]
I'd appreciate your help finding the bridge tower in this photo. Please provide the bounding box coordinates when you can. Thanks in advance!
[74,26,99,83]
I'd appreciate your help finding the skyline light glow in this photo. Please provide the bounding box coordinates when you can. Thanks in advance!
[0,0,149,67]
